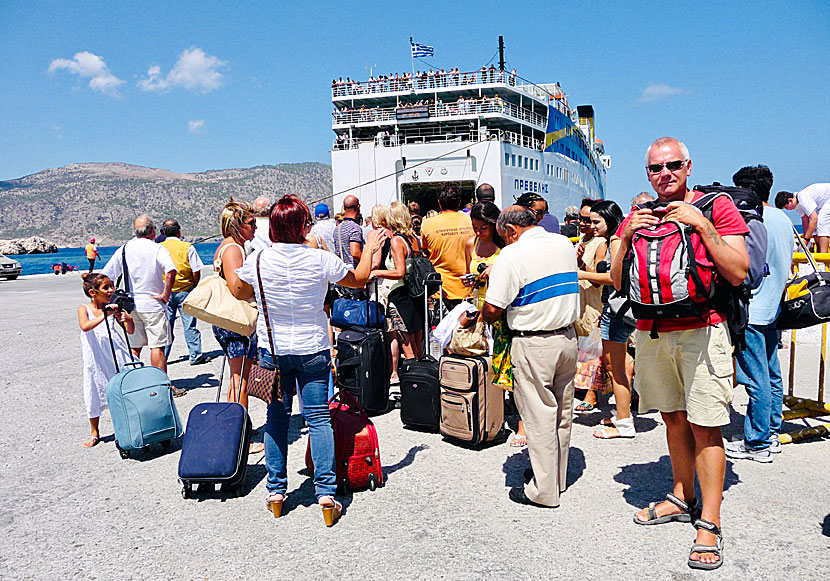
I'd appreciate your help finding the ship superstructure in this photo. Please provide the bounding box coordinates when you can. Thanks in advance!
[330,47,609,218]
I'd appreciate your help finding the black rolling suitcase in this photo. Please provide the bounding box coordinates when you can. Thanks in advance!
[400,272,443,431]
[178,356,252,498]
[335,282,389,414]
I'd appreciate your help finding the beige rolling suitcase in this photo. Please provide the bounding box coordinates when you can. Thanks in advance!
[439,355,504,445]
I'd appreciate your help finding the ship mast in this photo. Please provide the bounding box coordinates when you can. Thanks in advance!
[498,35,505,71]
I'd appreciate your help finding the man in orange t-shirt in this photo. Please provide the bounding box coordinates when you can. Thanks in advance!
[85,238,100,273]
[420,183,473,309]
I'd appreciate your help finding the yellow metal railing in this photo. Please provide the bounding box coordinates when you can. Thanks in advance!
[780,250,830,443]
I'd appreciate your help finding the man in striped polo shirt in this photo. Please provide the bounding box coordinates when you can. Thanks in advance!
[483,205,580,508]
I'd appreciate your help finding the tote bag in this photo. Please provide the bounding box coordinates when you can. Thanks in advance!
[183,275,258,336]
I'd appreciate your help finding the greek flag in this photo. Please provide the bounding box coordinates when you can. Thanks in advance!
[411,42,434,58]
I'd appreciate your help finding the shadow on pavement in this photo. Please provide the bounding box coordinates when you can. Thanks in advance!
[501,447,585,490]
[614,454,741,509]
[823,514,830,537]
[384,444,429,479]
[173,373,219,392]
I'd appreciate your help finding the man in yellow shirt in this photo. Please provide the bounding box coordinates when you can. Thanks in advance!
[85,238,100,273]
[420,182,473,309]
[160,219,210,365]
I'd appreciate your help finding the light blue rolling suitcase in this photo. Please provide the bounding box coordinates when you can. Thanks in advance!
[104,314,183,459]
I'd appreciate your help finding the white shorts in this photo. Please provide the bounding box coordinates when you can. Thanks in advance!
[129,310,171,349]
[815,205,830,237]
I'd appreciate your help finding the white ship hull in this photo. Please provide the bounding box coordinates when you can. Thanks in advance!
[332,138,601,218]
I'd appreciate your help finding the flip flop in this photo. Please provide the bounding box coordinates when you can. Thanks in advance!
[574,400,595,412]
[510,433,527,448]
[83,436,100,448]
[249,442,265,454]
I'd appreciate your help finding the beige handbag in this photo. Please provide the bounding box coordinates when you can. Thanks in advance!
[182,245,258,336]
[448,315,488,356]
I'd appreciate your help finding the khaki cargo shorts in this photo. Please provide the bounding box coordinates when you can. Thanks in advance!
[129,310,171,349]
[634,322,734,427]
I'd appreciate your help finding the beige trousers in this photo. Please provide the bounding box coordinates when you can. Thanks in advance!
[511,328,577,507]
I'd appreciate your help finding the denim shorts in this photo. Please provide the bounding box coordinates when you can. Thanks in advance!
[212,325,257,359]
[600,304,636,344]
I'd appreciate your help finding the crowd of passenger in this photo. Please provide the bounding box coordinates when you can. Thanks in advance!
[332,66,518,96]
[333,94,508,124]
[77,136,803,568]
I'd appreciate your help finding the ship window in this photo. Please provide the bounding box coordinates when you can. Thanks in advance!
[535,159,539,171]
[524,158,528,170]
[505,153,510,166]
[512,154,516,166]
[518,155,522,168]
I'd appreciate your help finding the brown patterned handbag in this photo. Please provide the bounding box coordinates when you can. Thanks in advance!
[245,252,283,404]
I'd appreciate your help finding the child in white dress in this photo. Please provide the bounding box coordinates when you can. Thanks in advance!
[78,274,134,448]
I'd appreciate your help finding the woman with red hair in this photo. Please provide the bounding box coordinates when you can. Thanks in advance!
[232,194,385,526]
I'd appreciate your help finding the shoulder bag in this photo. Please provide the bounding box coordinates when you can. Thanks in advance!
[245,251,284,404]
[182,244,258,336]
[778,227,830,330]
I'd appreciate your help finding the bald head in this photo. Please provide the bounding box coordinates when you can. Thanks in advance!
[134,215,155,238]
[253,196,271,217]
[343,195,360,217]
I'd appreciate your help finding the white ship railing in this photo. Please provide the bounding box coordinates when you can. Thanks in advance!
[333,98,546,130]
[332,68,519,97]
[332,128,543,151]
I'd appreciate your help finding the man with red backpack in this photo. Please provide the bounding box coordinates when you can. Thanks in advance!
[610,137,749,571]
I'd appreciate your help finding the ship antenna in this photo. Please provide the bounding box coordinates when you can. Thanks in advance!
[498,36,505,71]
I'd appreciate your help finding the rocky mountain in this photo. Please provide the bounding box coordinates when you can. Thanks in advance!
[0,162,333,246]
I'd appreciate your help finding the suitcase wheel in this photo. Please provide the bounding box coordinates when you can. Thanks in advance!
[367,474,378,491]
[115,441,130,460]
[181,483,193,499]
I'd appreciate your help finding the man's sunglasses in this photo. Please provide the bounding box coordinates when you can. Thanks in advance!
[579,216,592,223]
[646,159,687,174]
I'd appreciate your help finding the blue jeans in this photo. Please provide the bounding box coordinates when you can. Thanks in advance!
[734,323,784,450]
[165,290,203,362]
[258,348,336,500]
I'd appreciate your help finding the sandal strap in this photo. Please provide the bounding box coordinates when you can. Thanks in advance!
[666,492,692,512]
[690,543,722,556]
[693,518,722,537]
[646,502,657,521]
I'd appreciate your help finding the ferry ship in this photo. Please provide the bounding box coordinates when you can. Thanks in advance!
[330,39,610,217]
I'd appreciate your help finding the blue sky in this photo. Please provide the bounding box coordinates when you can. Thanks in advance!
[1,0,827,210]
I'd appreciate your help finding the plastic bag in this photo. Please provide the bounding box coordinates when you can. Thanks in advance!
[574,326,603,390]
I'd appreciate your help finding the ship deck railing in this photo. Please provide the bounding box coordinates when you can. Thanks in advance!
[332,98,547,131]
[332,128,543,151]
[332,69,520,98]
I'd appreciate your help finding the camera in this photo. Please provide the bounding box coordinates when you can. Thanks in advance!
[111,289,135,313]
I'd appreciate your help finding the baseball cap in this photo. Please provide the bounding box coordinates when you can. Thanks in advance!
[90,237,95,243]
[315,203,330,218]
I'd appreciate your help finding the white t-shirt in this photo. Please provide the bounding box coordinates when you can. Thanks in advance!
[796,183,830,217]
[248,217,273,251]
[236,244,349,356]
[102,237,176,313]
[310,218,337,253]
[485,227,579,331]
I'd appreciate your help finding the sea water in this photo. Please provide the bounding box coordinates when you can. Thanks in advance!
[11,242,222,276]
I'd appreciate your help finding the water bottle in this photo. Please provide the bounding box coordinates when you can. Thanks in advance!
[428,326,442,359]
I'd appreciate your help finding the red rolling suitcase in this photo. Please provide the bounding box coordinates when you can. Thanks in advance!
[306,389,383,491]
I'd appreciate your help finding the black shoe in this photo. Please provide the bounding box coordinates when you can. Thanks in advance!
[189,354,212,365]
[523,467,534,484]
[508,487,556,508]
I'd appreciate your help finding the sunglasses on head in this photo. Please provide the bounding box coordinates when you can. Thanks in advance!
[646,159,687,174]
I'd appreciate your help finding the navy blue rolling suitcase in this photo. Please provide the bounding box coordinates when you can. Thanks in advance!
[178,357,252,498]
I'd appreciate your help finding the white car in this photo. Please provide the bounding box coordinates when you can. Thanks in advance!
[0,254,22,280]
